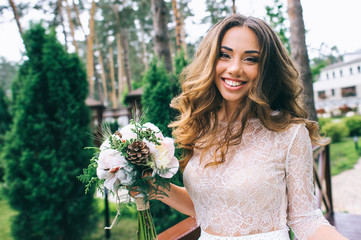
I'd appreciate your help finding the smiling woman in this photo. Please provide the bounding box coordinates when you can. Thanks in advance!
[155,14,349,240]
[215,26,260,113]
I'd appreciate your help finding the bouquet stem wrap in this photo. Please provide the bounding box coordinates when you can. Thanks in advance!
[136,197,157,240]
[135,197,150,211]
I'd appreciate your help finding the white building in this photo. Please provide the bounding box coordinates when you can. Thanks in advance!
[313,51,361,113]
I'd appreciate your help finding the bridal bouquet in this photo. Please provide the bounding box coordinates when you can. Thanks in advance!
[78,120,179,240]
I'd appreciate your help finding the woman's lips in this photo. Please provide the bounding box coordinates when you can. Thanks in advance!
[221,77,247,90]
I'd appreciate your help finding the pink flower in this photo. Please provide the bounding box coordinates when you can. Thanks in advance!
[96,149,134,191]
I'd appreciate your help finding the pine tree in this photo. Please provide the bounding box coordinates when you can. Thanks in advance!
[141,57,187,232]
[2,24,96,240]
[141,58,173,136]
[172,49,189,97]
[0,87,11,140]
[0,86,11,182]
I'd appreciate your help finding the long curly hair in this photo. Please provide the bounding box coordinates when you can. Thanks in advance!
[170,14,322,170]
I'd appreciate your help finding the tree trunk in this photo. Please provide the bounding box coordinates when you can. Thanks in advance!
[95,35,108,105]
[109,47,117,108]
[180,13,188,59]
[113,5,132,92]
[8,0,23,39]
[65,0,79,54]
[116,33,126,100]
[232,0,236,14]
[86,0,96,97]
[72,0,85,34]
[172,0,182,53]
[151,0,173,73]
[56,0,68,51]
[140,23,149,70]
[120,28,132,92]
[287,0,317,121]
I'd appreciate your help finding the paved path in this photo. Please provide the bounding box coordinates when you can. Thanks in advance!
[332,158,361,214]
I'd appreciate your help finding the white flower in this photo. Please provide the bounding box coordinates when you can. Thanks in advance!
[100,138,111,151]
[96,149,134,191]
[143,122,164,140]
[150,137,179,178]
[119,124,138,141]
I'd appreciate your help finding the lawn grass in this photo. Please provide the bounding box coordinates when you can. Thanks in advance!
[0,198,17,240]
[84,216,138,240]
[330,137,361,175]
[0,197,138,240]
[84,198,138,240]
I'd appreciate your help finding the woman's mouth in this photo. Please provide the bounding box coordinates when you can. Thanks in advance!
[222,78,247,89]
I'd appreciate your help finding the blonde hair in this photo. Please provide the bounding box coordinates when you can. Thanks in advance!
[170,14,322,170]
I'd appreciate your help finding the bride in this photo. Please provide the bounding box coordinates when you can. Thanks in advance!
[146,14,347,240]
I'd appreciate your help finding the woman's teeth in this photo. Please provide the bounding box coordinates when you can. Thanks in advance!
[224,79,244,87]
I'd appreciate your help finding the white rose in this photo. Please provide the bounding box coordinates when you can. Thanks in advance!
[100,138,111,151]
[119,124,138,141]
[151,137,179,178]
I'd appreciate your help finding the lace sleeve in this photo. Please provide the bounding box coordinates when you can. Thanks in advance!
[286,124,331,240]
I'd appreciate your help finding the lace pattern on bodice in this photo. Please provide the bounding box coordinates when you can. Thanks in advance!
[183,119,330,240]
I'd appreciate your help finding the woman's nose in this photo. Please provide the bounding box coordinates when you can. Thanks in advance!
[228,59,242,77]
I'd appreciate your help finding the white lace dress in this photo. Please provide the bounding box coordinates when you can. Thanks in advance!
[183,119,331,240]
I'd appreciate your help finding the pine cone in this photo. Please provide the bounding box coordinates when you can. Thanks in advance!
[127,141,150,165]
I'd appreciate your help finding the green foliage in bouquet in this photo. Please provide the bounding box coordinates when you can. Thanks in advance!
[1,24,96,240]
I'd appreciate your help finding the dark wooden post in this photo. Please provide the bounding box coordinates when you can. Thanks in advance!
[324,143,333,217]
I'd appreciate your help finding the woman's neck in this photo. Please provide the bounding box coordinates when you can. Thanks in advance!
[219,101,243,122]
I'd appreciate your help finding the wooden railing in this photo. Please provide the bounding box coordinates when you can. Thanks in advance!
[158,142,333,240]
[312,142,333,219]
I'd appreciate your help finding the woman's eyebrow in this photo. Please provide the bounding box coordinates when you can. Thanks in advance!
[245,50,260,54]
[220,46,260,54]
[221,46,233,51]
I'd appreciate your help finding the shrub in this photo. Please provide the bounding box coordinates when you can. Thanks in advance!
[0,87,12,183]
[344,115,361,137]
[322,122,349,143]
[2,24,96,240]
[318,117,332,131]
[141,58,173,136]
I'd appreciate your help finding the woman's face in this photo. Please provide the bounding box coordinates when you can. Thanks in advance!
[214,26,260,110]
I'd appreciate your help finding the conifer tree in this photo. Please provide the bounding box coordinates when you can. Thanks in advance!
[172,49,189,98]
[2,24,96,240]
[0,87,11,141]
[0,86,11,182]
[141,57,187,232]
[141,58,173,136]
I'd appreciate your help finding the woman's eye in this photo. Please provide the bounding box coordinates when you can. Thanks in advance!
[245,57,259,63]
[219,52,230,58]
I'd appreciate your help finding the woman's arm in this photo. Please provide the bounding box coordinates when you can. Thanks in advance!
[155,183,196,217]
[286,124,347,240]
[309,225,348,240]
